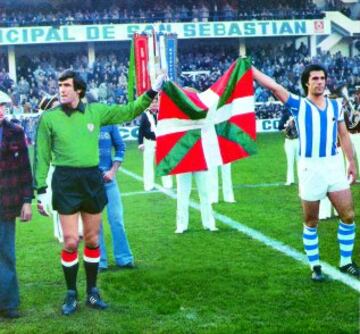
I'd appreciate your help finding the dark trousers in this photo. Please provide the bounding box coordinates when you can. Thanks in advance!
[0,219,19,311]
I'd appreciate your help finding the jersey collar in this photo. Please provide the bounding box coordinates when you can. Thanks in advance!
[61,101,85,116]
[305,96,328,112]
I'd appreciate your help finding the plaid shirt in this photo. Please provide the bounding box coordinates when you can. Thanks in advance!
[0,120,33,221]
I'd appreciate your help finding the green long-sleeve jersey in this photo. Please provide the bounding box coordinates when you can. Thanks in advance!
[34,92,153,191]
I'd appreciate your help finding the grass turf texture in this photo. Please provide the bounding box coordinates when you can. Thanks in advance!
[1,133,359,333]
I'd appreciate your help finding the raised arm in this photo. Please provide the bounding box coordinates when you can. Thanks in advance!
[252,66,290,104]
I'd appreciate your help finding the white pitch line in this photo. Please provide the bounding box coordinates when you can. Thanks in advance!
[120,182,285,197]
[120,184,283,197]
[120,183,282,197]
[121,190,161,197]
[120,167,360,293]
[233,182,284,188]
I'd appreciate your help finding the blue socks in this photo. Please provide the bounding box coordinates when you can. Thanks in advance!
[303,225,320,269]
[337,221,355,267]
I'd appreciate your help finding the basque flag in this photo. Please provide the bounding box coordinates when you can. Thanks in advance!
[156,57,256,176]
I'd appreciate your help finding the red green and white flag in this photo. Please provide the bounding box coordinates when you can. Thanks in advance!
[156,57,256,176]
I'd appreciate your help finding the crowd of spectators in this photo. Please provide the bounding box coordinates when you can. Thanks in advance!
[179,42,360,100]
[0,55,13,93]
[0,0,325,27]
[2,42,360,109]
[325,0,352,18]
[2,42,360,142]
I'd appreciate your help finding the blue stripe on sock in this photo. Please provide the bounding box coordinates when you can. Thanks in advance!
[308,254,319,262]
[303,233,317,240]
[304,226,317,232]
[339,222,355,230]
[340,250,353,257]
[338,239,355,245]
[338,229,355,236]
[304,244,318,251]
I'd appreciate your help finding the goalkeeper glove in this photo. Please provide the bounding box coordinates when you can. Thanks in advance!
[151,72,168,92]
[37,192,51,217]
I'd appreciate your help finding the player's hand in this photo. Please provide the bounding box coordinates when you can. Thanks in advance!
[103,170,115,182]
[151,72,167,92]
[138,144,145,151]
[37,193,50,217]
[20,203,32,222]
[347,160,357,185]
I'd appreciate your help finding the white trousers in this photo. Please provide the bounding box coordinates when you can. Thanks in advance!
[284,138,299,184]
[143,138,173,191]
[176,171,215,230]
[209,164,235,203]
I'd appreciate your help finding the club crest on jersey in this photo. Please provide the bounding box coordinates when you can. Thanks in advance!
[87,123,95,132]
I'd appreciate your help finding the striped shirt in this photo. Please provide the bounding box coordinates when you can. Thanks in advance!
[285,94,344,159]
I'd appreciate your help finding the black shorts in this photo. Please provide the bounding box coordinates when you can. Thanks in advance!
[52,166,108,215]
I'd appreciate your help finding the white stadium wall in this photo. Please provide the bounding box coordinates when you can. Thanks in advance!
[329,38,352,56]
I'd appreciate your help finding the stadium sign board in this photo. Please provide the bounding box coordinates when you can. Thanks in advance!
[0,20,330,45]
[256,119,281,133]
[119,126,140,141]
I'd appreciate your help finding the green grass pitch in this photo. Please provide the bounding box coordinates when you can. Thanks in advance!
[1,133,359,333]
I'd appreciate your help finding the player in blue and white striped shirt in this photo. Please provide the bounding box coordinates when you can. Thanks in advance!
[253,64,359,282]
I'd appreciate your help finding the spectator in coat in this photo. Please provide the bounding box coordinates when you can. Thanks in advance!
[0,90,33,319]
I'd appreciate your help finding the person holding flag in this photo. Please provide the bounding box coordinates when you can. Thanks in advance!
[176,169,218,233]
[209,164,236,204]
[174,87,218,234]
[155,57,257,177]
[138,96,173,191]
[252,64,359,281]
[154,58,257,230]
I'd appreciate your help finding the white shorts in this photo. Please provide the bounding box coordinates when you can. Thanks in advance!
[297,155,349,201]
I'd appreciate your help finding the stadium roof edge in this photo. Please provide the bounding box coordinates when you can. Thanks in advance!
[325,11,360,36]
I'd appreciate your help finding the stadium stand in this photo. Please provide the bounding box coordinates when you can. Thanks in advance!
[4,42,359,117]
[0,0,325,27]
[1,0,359,144]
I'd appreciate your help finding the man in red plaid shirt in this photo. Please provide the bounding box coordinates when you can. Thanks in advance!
[0,91,33,319]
